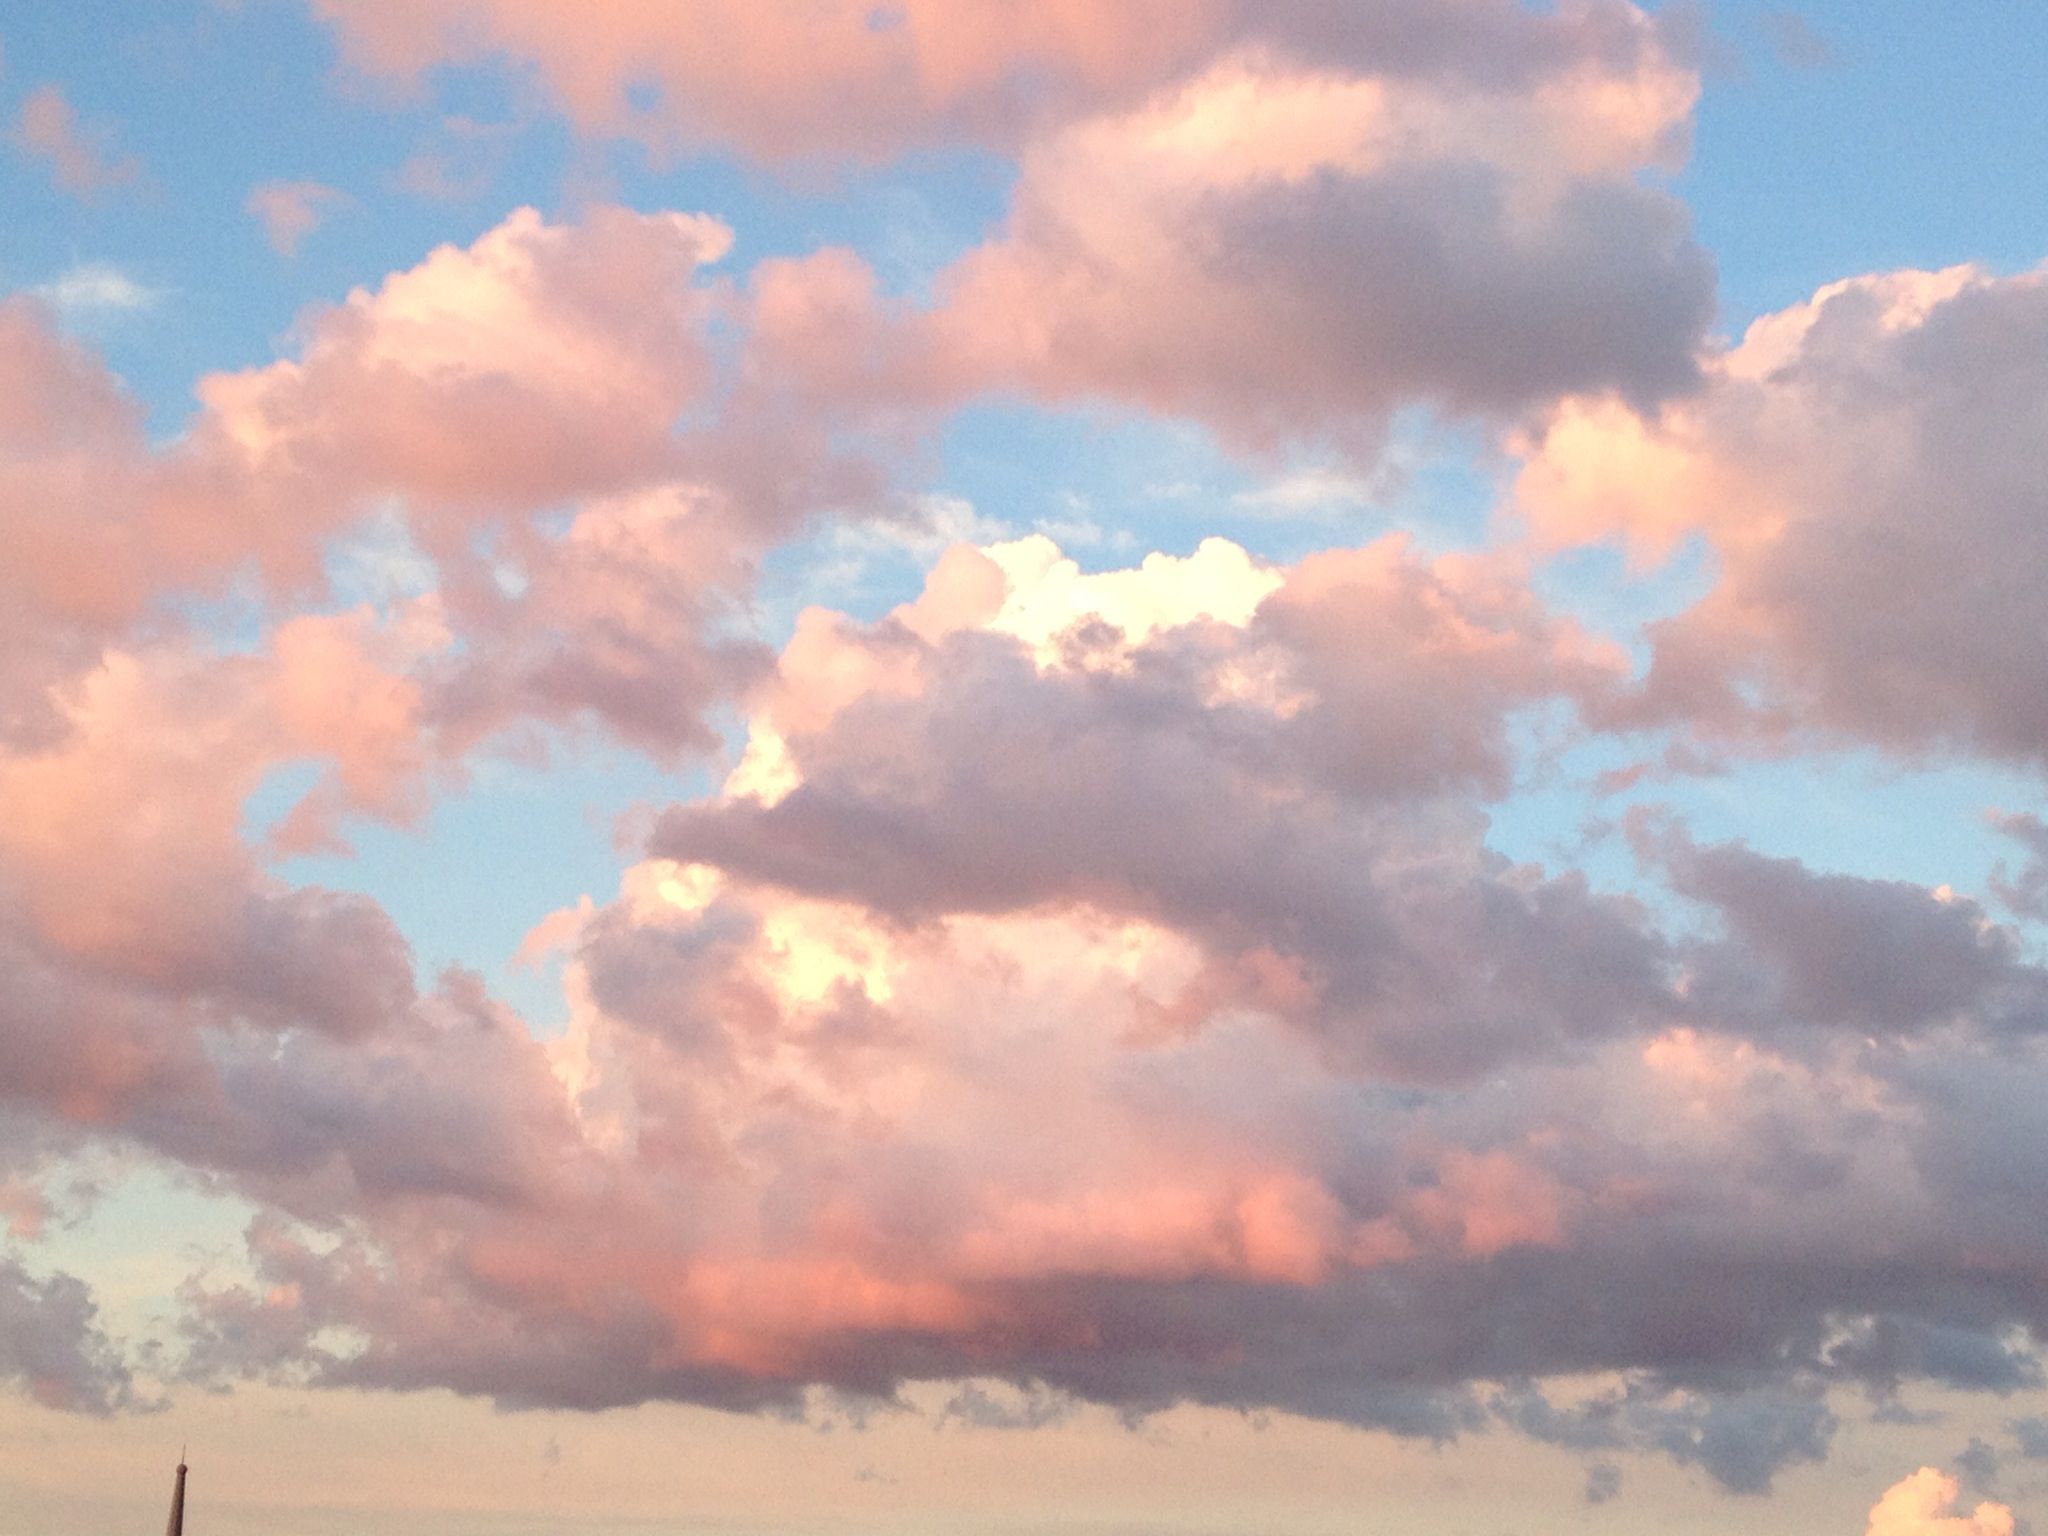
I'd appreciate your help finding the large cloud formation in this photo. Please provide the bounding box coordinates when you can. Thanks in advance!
[97,536,2046,1496]
[5,2,2048,1519]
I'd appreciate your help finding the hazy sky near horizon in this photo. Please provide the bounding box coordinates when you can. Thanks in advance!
[3,3,2048,1533]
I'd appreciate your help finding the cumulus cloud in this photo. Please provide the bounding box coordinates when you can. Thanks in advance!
[192,204,732,549]
[1865,1468,2015,1536]
[744,22,1713,453]
[1517,263,2048,766]
[1989,813,2048,922]
[2,204,731,631]
[1646,827,2048,1042]
[9,14,2048,1509]
[68,536,2048,1496]
[0,203,838,768]
[338,4,1716,463]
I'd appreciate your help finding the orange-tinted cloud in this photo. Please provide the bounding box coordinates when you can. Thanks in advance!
[1865,1468,2015,1536]
[93,536,2038,1497]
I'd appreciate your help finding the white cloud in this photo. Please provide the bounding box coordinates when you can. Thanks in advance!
[1232,465,1381,516]
[33,262,161,315]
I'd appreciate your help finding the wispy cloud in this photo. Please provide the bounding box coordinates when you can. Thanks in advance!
[1232,466,1381,516]
[33,261,162,315]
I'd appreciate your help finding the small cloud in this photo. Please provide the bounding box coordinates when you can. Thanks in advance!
[837,493,1012,563]
[938,1380,1075,1431]
[33,261,161,315]
[13,83,141,197]
[1584,1461,1623,1504]
[246,179,352,257]
[1032,514,1104,548]
[1760,11,1834,70]
[1954,1436,2000,1496]
[396,115,519,202]
[1233,465,1380,517]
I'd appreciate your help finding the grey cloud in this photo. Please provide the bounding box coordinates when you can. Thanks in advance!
[1209,162,1712,429]
[655,627,1668,1082]
[0,1258,132,1415]
[1607,271,2048,770]
[1649,830,2048,1041]
[1990,813,2048,922]
[1585,1460,1624,1503]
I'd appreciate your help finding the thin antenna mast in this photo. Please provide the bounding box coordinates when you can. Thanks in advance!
[164,1451,188,1536]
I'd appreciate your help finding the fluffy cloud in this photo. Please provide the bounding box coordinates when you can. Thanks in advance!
[746,18,1712,451]
[192,204,732,562]
[1649,827,2048,1042]
[9,18,2048,1508]
[2,204,731,634]
[311,0,1698,164]
[112,537,2048,1495]
[0,204,816,768]
[1517,263,2048,766]
[656,536,1649,1082]
[1865,1468,2015,1536]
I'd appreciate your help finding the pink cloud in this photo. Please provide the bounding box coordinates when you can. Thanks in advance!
[1,204,735,640]
[742,39,1710,454]
[0,204,785,772]
[10,536,1989,1498]
[1517,264,2048,766]
[312,0,1235,161]
[316,3,1715,453]
[192,204,732,549]
[311,0,1697,167]
[245,179,352,256]
[11,84,139,196]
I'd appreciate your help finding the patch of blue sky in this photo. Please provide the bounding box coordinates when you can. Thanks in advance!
[1530,538,1721,672]
[16,1158,260,1345]
[1,0,560,425]
[924,401,1509,576]
[611,140,1015,296]
[1679,0,2048,329]
[1487,710,2048,944]
[261,742,714,1032]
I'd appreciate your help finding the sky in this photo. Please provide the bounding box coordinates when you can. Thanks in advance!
[2,2,2048,1533]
